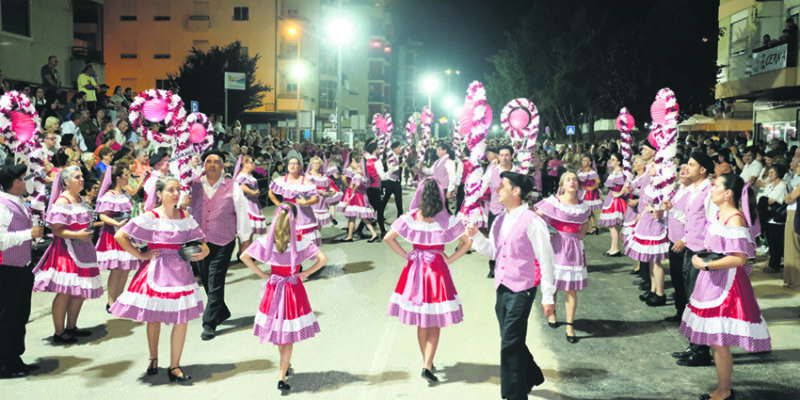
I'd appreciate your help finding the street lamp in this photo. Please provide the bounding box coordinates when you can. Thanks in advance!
[444,69,460,92]
[326,15,354,142]
[293,61,307,143]
[421,75,440,109]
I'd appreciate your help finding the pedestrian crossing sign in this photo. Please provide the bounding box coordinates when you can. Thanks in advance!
[566,126,575,135]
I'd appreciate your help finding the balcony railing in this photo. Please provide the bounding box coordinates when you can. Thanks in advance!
[188,15,210,32]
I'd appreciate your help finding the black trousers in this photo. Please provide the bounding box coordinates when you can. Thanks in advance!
[380,179,403,219]
[0,265,34,367]
[496,285,543,400]
[488,212,498,274]
[358,187,386,235]
[193,240,235,329]
[455,183,465,215]
[767,223,785,271]
[637,261,651,284]
[682,248,702,299]
[668,243,686,313]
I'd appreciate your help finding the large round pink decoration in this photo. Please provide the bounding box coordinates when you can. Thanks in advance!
[189,123,207,143]
[616,109,635,132]
[143,98,170,122]
[650,97,666,125]
[421,108,433,125]
[508,108,531,130]
[11,111,35,143]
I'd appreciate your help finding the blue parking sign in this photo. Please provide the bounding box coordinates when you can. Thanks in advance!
[566,125,575,135]
[191,101,199,113]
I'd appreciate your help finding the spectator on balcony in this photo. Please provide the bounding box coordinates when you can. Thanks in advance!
[77,64,99,115]
[109,85,127,112]
[41,55,62,99]
[762,34,773,49]
[123,87,135,105]
[33,87,47,117]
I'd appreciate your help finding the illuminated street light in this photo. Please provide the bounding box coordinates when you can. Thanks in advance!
[421,75,440,109]
[326,14,354,141]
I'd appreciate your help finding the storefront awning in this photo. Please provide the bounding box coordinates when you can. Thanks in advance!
[678,115,752,132]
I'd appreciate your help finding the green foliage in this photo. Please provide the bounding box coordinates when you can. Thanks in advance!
[485,0,719,139]
[167,41,271,121]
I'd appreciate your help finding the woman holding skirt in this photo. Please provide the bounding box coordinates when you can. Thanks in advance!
[384,178,470,382]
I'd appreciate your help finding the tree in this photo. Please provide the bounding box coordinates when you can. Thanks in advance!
[485,0,719,138]
[168,41,271,122]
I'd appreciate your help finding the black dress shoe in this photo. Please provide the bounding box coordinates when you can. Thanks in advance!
[167,366,191,382]
[547,320,558,329]
[278,380,291,391]
[628,269,640,275]
[671,345,695,359]
[64,327,91,337]
[676,352,713,367]
[52,333,78,344]
[565,323,578,344]
[106,303,111,314]
[604,251,622,257]
[367,236,380,243]
[146,358,158,376]
[487,271,495,278]
[331,219,338,226]
[639,291,655,301]
[200,326,216,341]
[421,368,439,382]
[0,365,28,378]
[645,294,667,307]
[338,237,354,243]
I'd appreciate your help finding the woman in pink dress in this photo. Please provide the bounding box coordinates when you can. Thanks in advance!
[598,153,628,256]
[111,176,209,382]
[535,172,591,343]
[235,154,267,254]
[268,157,321,246]
[340,153,379,242]
[241,203,328,393]
[577,155,602,234]
[95,161,139,312]
[336,153,354,216]
[680,173,771,400]
[33,166,103,344]
[384,179,469,382]
[306,156,343,228]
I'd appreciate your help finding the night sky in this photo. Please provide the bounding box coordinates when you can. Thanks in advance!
[390,0,531,92]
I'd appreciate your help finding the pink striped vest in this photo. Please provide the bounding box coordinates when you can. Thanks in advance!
[432,155,451,190]
[491,209,541,292]
[0,196,32,267]
[190,178,236,246]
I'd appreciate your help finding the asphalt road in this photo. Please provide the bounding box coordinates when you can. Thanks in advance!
[3,188,799,400]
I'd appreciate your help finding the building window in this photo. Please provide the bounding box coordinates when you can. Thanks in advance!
[120,53,137,59]
[154,1,170,21]
[233,7,249,21]
[287,83,298,91]
[155,79,170,90]
[193,40,210,52]
[120,16,137,21]
[121,40,137,59]
[287,8,299,17]
[154,54,171,59]
[1,0,31,37]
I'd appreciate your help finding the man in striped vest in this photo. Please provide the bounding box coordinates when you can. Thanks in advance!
[468,171,556,400]
[0,164,44,378]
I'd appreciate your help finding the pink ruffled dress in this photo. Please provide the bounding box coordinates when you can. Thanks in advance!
[109,209,206,324]
[598,171,628,227]
[387,211,465,327]
[246,236,321,345]
[306,173,343,227]
[95,191,140,270]
[269,175,321,245]
[236,173,268,235]
[343,173,376,220]
[33,196,103,299]
[625,179,669,263]
[337,167,355,213]
[578,169,603,211]
[621,173,646,246]
[679,216,771,352]
[535,196,591,291]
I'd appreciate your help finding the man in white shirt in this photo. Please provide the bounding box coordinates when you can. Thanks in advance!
[734,146,763,186]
